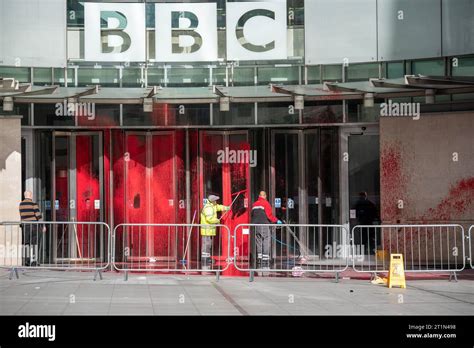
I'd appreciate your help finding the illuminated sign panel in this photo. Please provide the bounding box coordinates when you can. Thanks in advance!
[84,3,146,62]
[226,1,287,61]
[154,3,218,62]
[83,2,287,62]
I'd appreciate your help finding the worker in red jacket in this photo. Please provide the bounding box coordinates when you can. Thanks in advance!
[251,191,282,268]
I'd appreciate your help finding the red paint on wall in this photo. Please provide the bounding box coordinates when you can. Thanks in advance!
[421,177,474,221]
[380,142,408,222]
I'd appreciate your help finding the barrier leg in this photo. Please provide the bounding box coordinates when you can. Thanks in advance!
[335,272,339,283]
[249,271,254,282]
[449,271,458,282]
[9,268,19,280]
[216,271,220,282]
[124,271,128,281]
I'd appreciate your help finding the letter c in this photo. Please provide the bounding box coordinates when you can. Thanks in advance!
[235,9,275,53]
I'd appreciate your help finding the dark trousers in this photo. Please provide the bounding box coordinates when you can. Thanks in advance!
[22,224,40,265]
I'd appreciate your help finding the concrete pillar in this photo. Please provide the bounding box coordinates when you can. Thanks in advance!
[0,115,22,266]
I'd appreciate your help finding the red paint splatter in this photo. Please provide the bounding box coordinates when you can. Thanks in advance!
[421,177,474,221]
[380,142,409,222]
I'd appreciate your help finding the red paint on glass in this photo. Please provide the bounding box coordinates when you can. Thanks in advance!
[76,135,100,258]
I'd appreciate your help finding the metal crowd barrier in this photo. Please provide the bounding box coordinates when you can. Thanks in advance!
[469,225,474,270]
[112,223,231,281]
[351,224,465,280]
[0,221,110,280]
[233,224,350,282]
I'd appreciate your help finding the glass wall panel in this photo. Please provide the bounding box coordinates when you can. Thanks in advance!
[167,67,210,87]
[77,67,120,87]
[347,100,384,123]
[303,101,343,123]
[33,68,53,85]
[273,132,299,224]
[122,68,144,88]
[19,104,30,126]
[211,67,227,86]
[147,66,166,86]
[306,66,321,84]
[151,103,210,126]
[386,61,405,78]
[77,104,120,127]
[348,133,380,248]
[124,104,210,126]
[0,67,30,82]
[319,128,339,225]
[36,131,53,221]
[452,56,474,76]
[322,65,342,82]
[231,67,255,86]
[53,68,75,87]
[347,63,379,82]
[305,132,319,226]
[257,66,300,85]
[411,59,445,76]
[258,102,299,125]
[34,104,75,126]
[123,104,153,126]
[212,103,254,125]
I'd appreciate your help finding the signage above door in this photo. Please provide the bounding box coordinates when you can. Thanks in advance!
[84,1,287,62]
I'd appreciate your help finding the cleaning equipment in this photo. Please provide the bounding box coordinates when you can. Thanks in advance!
[280,220,311,258]
[218,190,244,222]
[181,210,197,269]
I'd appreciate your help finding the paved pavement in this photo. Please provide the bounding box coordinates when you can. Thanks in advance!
[0,270,473,315]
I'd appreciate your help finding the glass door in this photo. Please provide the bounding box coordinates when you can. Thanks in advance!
[52,132,104,261]
[124,131,178,261]
[340,126,380,255]
[200,131,250,275]
[271,129,339,258]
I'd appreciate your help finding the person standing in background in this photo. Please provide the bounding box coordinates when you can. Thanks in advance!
[19,191,46,266]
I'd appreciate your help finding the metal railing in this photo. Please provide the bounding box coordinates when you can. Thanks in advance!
[469,225,473,270]
[233,224,350,281]
[112,223,231,280]
[0,221,110,280]
[351,224,465,279]
[2,220,472,280]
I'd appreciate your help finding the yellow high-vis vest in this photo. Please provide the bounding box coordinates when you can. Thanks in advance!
[200,203,227,236]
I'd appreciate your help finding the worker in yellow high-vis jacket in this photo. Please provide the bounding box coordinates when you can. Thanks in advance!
[200,195,230,266]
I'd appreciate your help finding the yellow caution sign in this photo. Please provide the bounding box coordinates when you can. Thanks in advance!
[388,254,406,289]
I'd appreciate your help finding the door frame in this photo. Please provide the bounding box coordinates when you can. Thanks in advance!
[339,124,380,235]
[51,131,104,260]
[199,129,251,264]
[123,130,178,259]
[198,130,250,207]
